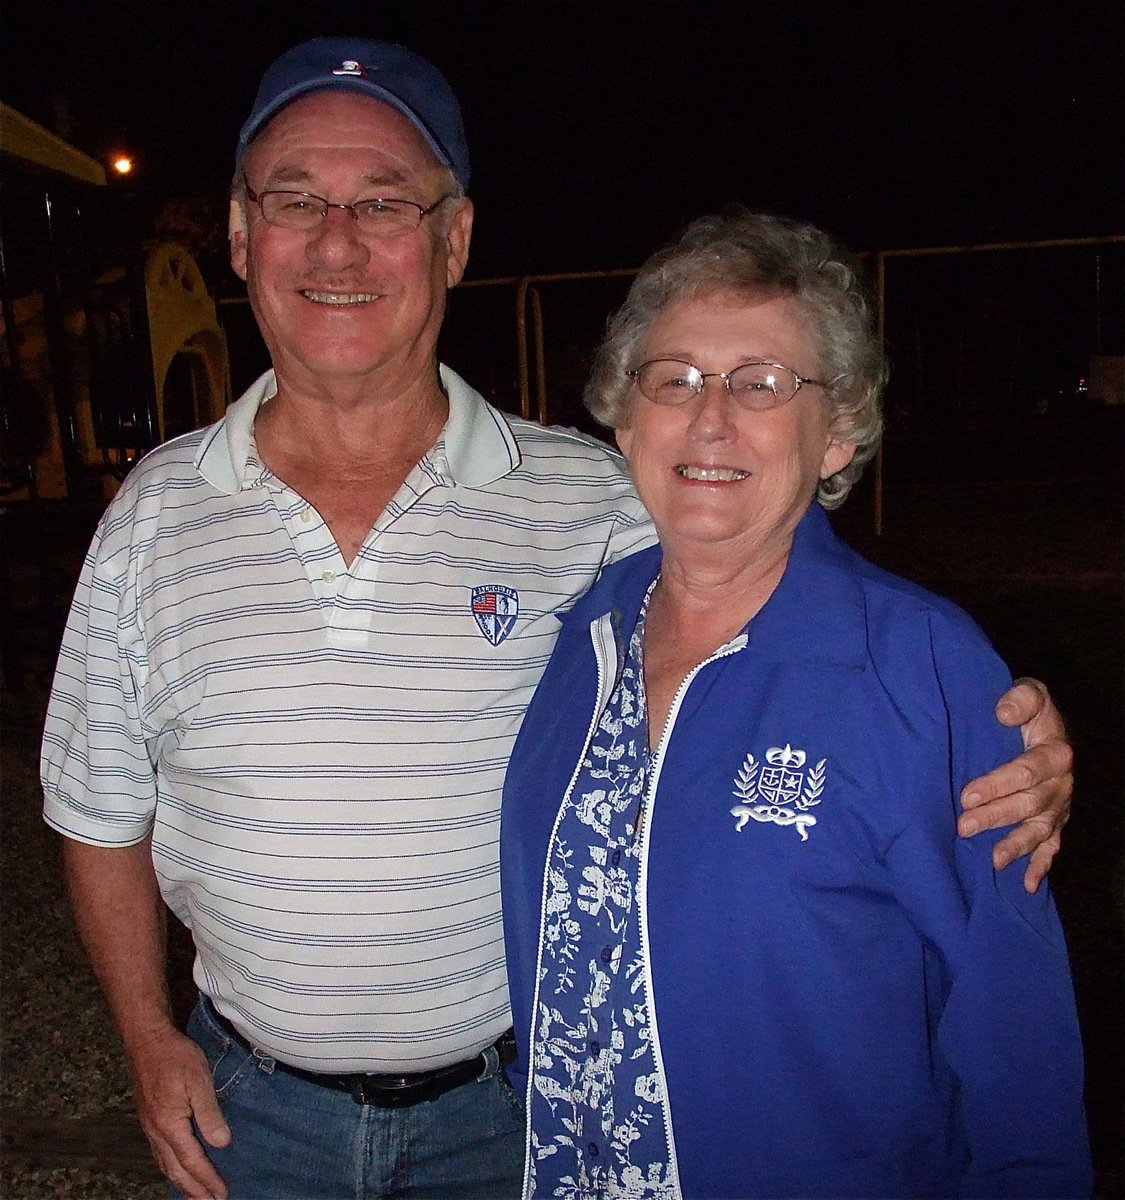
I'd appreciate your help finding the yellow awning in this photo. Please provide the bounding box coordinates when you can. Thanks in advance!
[1,102,107,186]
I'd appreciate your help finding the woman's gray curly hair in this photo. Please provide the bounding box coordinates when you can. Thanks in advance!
[584,209,886,509]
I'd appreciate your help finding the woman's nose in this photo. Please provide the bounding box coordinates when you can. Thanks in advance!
[687,375,736,439]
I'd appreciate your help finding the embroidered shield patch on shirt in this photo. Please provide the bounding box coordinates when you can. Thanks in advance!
[471,585,519,646]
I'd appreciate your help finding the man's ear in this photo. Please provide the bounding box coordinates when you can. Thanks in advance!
[229,197,249,282]
[444,198,474,289]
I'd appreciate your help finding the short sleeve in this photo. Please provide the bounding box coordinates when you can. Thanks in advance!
[41,512,157,847]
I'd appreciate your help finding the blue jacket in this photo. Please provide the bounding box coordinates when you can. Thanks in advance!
[501,504,1089,1199]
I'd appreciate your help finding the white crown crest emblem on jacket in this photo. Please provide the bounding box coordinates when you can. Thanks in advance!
[730,743,828,841]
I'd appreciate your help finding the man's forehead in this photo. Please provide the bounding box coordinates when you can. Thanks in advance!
[245,91,444,175]
[265,163,413,189]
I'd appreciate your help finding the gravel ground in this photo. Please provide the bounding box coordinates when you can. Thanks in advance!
[3,690,167,1199]
[2,411,1122,1199]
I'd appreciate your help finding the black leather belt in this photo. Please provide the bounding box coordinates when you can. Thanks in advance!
[204,998,515,1108]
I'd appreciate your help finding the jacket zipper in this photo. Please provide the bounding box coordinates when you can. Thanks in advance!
[636,632,748,1197]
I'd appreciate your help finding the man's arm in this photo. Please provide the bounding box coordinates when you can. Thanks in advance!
[62,836,232,1200]
[958,678,1073,893]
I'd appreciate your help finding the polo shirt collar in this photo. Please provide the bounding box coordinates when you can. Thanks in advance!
[195,371,275,494]
[438,364,521,486]
[195,365,521,496]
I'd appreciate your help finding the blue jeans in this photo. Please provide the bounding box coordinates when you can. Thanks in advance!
[183,997,524,1200]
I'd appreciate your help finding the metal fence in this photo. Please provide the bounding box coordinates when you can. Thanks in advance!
[431,235,1125,531]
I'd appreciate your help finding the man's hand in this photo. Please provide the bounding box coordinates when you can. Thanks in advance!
[129,1025,231,1200]
[959,678,1073,894]
[60,836,231,1196]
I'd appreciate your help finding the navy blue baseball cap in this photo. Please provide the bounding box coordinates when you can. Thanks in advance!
[237,37,470,189]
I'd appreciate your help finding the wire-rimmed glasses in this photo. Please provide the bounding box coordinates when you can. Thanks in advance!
[243,177,451,238]
[626,359,839,411]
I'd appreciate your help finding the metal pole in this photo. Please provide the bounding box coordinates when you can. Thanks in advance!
[0,223,38,497]
[530,286,547,425]
[40,188,84,494]
[875,252,885,536]
[515,277,530,419]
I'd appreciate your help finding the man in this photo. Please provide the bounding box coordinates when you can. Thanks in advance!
[41,37,1073,1200]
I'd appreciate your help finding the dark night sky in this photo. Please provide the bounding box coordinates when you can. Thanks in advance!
[3,0,1122,278]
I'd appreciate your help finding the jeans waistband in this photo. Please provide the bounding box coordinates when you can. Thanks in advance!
[202,996,515,1108]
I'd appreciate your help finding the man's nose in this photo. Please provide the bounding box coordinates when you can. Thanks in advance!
[306,208,371,269]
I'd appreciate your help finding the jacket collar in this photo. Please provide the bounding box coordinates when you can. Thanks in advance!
[563,504,868,672]
[195,364,520,495]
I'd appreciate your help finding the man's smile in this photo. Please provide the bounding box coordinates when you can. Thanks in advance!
[299,289,381,305]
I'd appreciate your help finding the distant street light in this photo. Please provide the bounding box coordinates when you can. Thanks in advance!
[111,154,135,176]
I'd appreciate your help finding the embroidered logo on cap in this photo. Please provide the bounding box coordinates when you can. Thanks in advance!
[730,743,827,841]
[332,60,367,77]
[471,585,519,646]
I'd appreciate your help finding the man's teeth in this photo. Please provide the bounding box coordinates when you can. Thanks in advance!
[301,290,378,304]
[677,465,749,482]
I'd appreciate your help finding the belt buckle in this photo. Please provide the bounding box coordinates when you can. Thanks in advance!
[347,1074,410,1106]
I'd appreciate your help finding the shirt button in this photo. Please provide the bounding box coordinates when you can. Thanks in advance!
[611,849,622,867]
[588,1142,600,1158]
[321,570,335,584]
[600,946,613,963]
[300,507,312,523]
[588,1039,600,1056]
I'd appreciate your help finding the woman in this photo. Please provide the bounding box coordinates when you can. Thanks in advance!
[500,212,1089,1199]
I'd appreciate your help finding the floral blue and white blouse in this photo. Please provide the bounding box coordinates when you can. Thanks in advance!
[527,585,676,1200]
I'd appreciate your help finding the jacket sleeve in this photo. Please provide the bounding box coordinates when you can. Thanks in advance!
[884,610,1090,1199]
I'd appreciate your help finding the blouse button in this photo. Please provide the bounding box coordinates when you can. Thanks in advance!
[600,946,613,963]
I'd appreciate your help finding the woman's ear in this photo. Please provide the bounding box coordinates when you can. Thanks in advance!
[820,438,856,480]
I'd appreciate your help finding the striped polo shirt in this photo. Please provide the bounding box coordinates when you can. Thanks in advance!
[41,365,653,1073]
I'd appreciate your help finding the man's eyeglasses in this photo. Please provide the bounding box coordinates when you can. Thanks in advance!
[626,359,840,411]
[243,177,451,238]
